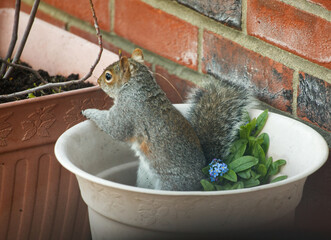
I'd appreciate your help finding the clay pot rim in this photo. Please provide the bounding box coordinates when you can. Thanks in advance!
[0,85,100,108]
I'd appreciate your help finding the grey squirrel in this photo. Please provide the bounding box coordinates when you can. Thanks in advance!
[82,48,255,191]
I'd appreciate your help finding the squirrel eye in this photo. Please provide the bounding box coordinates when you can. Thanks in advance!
[105,71,112,83]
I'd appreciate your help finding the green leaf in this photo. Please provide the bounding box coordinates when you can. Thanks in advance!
[239,125,249,140]
[230,139,248,154]
[270,175,288,183]
[248,118,257,137]
[215,185,223,190]
[269,159,287,176]
[244,178,260,188]
[256,164,267,178]
[274,159,287,168]
[229,156,259,173]
[234,141,247,159]
[268,164,277,176]
[253,143,266,165]
[202,165,210,176]
[238,169,251,179]
[253,109,268,136]
[250,170,261,180]
[28,93,36,98]
[231,181,244,190]
[246,136,256,155]
[223,169,237,182]
[239,118,256,139]
[226,139,248,163]
[259,133,270,155]
[261,157,273,184]
[265,156,272,170]
[200,179,215,191]
[222,183,233,190]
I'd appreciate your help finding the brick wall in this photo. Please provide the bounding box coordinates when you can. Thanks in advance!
[2,0,330,235]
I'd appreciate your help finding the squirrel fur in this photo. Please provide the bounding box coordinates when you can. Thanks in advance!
[82,48,255,191]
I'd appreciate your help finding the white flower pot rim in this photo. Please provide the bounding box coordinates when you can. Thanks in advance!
[54,107,329,196]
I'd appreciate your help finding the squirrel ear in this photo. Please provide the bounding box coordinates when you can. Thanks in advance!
[119,49,122,59]
[131,48,144,63]
[119,56,131,81]
[120,56,129,70]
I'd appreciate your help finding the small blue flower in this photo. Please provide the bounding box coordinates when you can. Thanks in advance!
[208,158,229,182]
[209,158,219,165]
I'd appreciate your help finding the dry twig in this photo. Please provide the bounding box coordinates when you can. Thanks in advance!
[0,0,21,77]
[3,0,40,79]
[0,58,47,84]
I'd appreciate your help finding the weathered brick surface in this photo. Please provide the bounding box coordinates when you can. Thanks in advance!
[114,0,199,70]
[203,30,294,113]
[154,66,197,103]
[247,0,331,69]
[307,0,331,11]
[297,73,330,131]
[42,0,110,31]
[177,0,242,29]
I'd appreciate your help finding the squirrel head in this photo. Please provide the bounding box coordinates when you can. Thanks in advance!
[98,48,145,98]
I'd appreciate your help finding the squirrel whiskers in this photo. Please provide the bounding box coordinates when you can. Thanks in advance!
[150,71,184,102]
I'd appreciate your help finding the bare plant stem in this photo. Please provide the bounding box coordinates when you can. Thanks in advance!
[0,0,103,99]
[3,0,40,79]
[0,58,47,84]
[0,0,21,78]
[84,0,103,82]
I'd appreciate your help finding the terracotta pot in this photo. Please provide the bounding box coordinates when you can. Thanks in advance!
[0,8,118,240]
[55,105,329,239]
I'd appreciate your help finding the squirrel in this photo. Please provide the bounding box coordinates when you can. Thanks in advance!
[82,48,255,191]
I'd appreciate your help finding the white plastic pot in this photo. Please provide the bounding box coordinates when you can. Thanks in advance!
[54,105,329,239]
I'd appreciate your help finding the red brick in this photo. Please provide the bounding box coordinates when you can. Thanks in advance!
[43,0,110,31]
[307,0,331,11]
[21,3,65,29]
[203,30,294,113]
[154,66,197,103]
[247,0,331,69]
[297,73,330,131]
[0,0,14,8]
[114,0,198,70]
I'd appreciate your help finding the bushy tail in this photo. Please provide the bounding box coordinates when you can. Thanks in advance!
[186,79,256,163]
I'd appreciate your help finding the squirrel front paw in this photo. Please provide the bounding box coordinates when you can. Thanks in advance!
[81,109,95,119]
[81,109,110,133]
[81,108,108,123]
